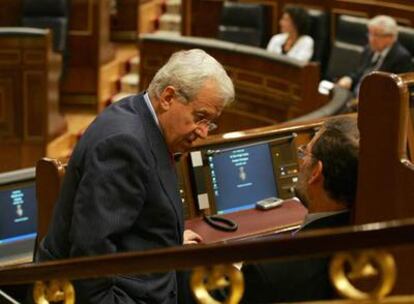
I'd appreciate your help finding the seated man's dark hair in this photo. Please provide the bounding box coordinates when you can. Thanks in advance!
[311,117,359,207]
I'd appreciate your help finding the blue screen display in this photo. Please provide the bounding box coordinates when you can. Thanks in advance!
[0,183,37,244]
[208,143,278,214]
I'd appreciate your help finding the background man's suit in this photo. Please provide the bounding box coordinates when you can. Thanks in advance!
[350,41,413,91]
[38,94,184,303]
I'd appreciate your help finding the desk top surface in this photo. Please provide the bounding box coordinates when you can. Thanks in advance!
[185,199,308,244]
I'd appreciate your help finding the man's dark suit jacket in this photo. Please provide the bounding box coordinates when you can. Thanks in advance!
[350,41,413,91]
[38,94,184,304]
[241,211,350,303]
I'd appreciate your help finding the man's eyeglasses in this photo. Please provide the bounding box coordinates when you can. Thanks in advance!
[193,111,218,132]
[196,119,218,132]
[175,89,219,133]
[297,144,311,159]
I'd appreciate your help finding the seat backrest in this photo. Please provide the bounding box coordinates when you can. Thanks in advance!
[324,15,368,80]
[35,158,66,241]
[325,41,364,81]
[22,0,69,54]
[335,15,368,46]
[398,26,414,66]
[308,9,330,75]
[217,2,268,47]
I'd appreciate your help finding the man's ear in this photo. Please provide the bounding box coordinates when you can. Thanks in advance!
[308,160,323,185]
[159,86,176,110]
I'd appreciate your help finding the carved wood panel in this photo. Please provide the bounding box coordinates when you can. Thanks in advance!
[0,31,66,172]
[0,74,18,138]
[24,71,45,140]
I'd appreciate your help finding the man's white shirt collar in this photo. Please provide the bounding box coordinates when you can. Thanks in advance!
[372,46,391,63]
[143,92,160,129]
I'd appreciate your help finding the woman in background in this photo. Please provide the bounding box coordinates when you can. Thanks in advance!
[267,6,314,62]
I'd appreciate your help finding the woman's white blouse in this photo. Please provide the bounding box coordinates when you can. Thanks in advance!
[266,33,314,62]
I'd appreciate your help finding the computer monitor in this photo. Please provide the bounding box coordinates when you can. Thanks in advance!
[207,142,277,214]
[0,168,37,266]
[190,134,299,215]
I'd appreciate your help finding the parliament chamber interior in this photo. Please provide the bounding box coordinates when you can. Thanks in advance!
[0,0,414,303]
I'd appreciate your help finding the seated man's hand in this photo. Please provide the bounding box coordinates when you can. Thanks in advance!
[336,76,353,90]
[183,229,203,245]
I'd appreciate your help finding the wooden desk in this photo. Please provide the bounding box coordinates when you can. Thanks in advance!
[185,199,307,244]
[0,0,115,110]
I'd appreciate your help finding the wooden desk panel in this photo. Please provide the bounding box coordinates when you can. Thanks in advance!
[111,0,164,41]
[62,0,115,109]
[0,0,115,110]
[0,29,66,173]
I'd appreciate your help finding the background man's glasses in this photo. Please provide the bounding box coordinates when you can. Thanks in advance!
[297,144,310,159]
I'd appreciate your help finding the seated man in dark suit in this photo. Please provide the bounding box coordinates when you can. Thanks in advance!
[337,15,413,95]
[37,49,235,304]
[241,116,359,303]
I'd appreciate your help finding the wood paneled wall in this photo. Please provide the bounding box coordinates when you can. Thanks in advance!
[182,0,414,38]
[111,0,140,40]
[0,30,66,173]
[61,0,115,109]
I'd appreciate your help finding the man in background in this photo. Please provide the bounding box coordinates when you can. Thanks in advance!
[337,15,412,95]
[38,49,235,304]
[241,116,359,303]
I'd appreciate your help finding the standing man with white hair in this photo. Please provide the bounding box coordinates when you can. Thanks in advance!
[337,15,413,93]
[37,49,235,304]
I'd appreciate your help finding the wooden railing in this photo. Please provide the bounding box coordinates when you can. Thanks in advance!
[1,218,414,303]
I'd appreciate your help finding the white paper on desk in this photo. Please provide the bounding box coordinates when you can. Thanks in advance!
[233,262,243,270]
[190,151,203,167]
[318,80,334,95]
[197,193,209,209]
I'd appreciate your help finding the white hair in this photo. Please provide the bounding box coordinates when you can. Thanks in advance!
[148,49,235,106]
[368,15,398,38]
